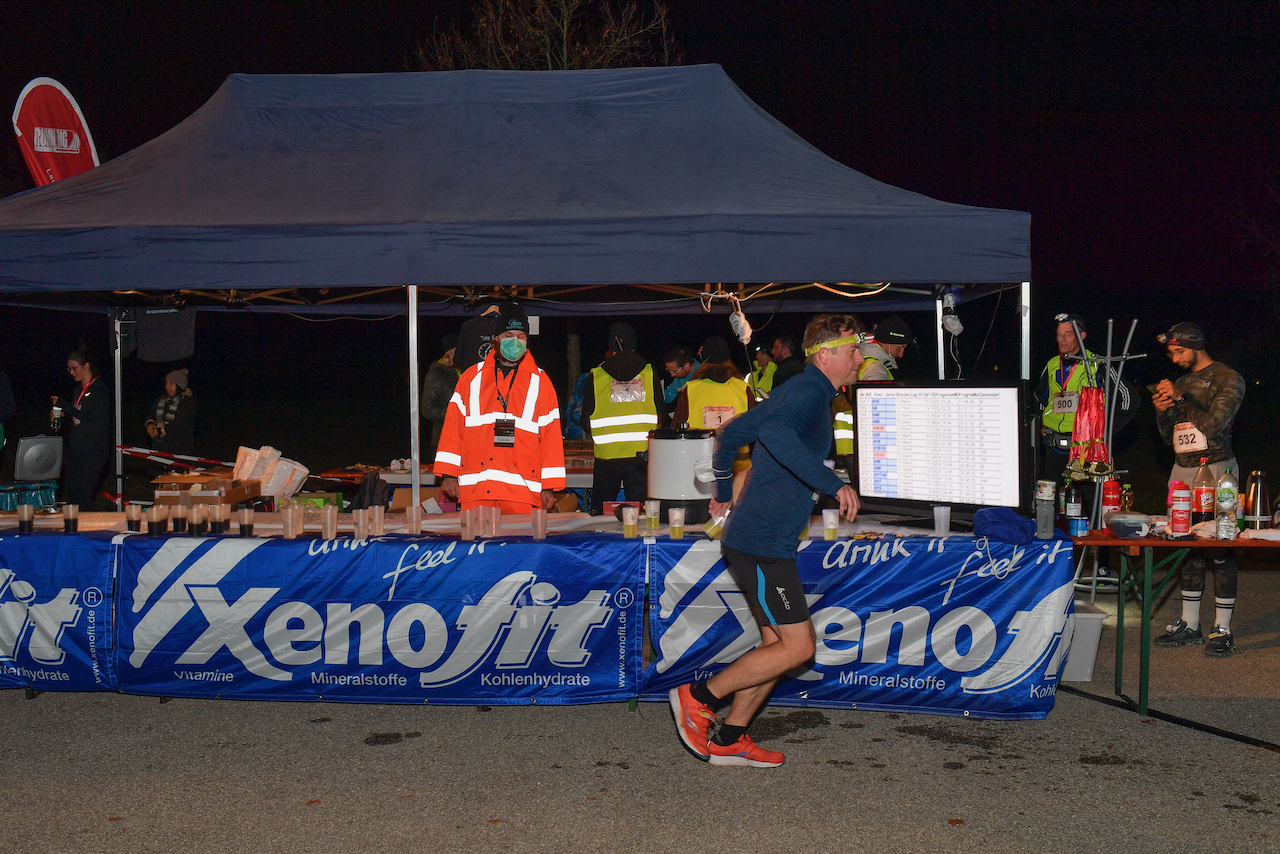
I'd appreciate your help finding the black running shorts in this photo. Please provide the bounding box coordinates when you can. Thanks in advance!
[721,545,810,626]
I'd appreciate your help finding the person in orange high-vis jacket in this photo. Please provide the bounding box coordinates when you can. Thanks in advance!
[437,303,565,512]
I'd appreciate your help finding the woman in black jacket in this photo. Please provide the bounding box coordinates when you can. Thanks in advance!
[53,350,111,508]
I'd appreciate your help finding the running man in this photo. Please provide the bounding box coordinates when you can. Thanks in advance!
[670,314,864,767]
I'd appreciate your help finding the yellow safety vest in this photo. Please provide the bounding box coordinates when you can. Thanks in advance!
[750,361,776,398]
[833,393,854,456]
[1041,351,1097,434]
[857,357,894,382]
[686,377,751,472]
[589,364,658,459]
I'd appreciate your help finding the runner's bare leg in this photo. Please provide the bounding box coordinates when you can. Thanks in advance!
[705,621,816,727]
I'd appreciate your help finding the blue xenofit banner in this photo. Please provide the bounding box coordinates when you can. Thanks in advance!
[643,535,1076,720]
[114,534,644,704]
[0,533,117,692]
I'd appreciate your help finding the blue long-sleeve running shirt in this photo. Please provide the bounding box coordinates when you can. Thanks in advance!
[714,363,847,559]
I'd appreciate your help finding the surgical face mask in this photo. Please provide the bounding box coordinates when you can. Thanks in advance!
[499,336,527,361]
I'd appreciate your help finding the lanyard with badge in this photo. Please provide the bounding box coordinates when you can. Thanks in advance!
[493,362,518,447]
[1051,361,1080,415]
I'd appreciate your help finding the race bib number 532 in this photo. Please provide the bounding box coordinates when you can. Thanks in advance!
[1173,421,1208,453]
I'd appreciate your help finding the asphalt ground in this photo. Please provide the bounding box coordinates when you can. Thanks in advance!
[3,562,1279,854]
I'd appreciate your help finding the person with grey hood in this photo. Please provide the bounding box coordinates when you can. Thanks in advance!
[857,315,912,382]
[146,368,197,456]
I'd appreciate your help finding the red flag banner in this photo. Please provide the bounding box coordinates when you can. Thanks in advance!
[11,76,99,186]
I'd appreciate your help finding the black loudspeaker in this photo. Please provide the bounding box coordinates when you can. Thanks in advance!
[15,435,63,481]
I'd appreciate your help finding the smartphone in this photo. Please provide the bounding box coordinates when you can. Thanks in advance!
[1145,383,1160,396]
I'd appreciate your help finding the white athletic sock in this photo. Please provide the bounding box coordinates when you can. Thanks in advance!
[1214,597,1235,633]
[1180,591,1202,630]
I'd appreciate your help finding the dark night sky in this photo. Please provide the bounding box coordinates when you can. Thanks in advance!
[1,1,1278,471]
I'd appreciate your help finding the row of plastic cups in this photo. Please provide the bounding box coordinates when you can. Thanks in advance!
[119,503,250,536]
[620,504,686,538]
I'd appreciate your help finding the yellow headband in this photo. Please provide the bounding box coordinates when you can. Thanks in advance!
[804,333,866,358]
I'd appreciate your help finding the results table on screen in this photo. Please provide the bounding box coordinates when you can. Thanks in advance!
[855,388,1020,507]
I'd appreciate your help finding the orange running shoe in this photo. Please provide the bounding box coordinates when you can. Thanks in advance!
[707,734,785,768]
[669,684,715,759]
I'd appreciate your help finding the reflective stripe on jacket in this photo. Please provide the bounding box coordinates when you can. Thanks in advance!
[833,394,854,456]
[589,364,657,460]
[434,351,566,507]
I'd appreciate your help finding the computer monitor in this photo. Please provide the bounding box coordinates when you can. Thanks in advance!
[852,384,1024,515]
[15,435,63,482]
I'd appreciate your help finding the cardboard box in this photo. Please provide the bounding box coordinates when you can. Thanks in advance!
[1061,601,1107,682]
[152,470,260,506]
[391,486,443,511]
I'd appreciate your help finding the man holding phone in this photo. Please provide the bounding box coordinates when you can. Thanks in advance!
[1152,322,1245,657]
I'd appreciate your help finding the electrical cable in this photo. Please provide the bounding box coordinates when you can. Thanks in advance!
[969,284,1005,376]
[1058,685,1280,753]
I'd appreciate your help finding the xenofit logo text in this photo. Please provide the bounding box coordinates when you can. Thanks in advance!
[127,540,614,684]
[0,568,83,666]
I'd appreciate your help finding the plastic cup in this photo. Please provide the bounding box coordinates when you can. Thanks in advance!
[621,505,639,538]
[17,503,34,534]
[799,516,812,540]
[459,508,475,542]
[62,503,79,533]
[531,507,548,541]
[490,507,503,538]
[476,505,493,537]
[405,505,422,535]
[353,508,368,540]
[667,507,685,540]
[934,505,951,535]
[823,508,840,540]
[322,504,339,540]
[171,503,188,535]
[280,502,297,539]
[147,505,167,535]
[370,505,385,537]
[645,499,661,530]
[212,503,229,535]
[190,504,208,536]
[238,506,255,538]
[125,504,142,532]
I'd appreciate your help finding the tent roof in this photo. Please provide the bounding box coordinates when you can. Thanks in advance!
[0,65,1029,293]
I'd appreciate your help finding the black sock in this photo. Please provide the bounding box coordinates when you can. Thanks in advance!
[690,681,723,709]
[713,724,747,746]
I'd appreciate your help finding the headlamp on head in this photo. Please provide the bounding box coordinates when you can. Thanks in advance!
[1157,322,1205,350]
[804,332,868,358]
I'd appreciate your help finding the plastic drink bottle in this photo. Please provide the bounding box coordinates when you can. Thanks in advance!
[1119,483,1135,512]
[1216,467,1238,541]
[1191,457,1215,526]
[1101,479,1121,518]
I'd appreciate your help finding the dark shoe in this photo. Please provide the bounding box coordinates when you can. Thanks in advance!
[1204,626,1235,658]
[1153,620,1203,647]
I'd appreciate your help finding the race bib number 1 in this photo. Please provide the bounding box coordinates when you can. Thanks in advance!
[1173,421,1208,453]
[702,405,737,429]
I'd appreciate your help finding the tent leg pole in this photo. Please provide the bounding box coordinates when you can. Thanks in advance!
[113,311,123,510]
[935,297,945,380]
[1020,281,1031,382]
[409,286,421,512]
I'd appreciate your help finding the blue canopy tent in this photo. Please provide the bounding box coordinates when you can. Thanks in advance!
[0,65,1032,502]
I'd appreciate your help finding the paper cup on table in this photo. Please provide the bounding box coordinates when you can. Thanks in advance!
[531,507,548,541]
[62,503,79,533]
[322,504,339,540]
[621,505,639,538]
[667,507,685,539]
[822,508,840,540]
[933,505,950,535]
[370,505,385,537]
[459,508,476,542]
[645,499,661,530]
[353,508,368,540]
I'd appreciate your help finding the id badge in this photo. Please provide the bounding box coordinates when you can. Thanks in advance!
[1051,392,1079,415]
[1173,420,1208,453]
[494,417,516,447]
[610,377,646,404]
